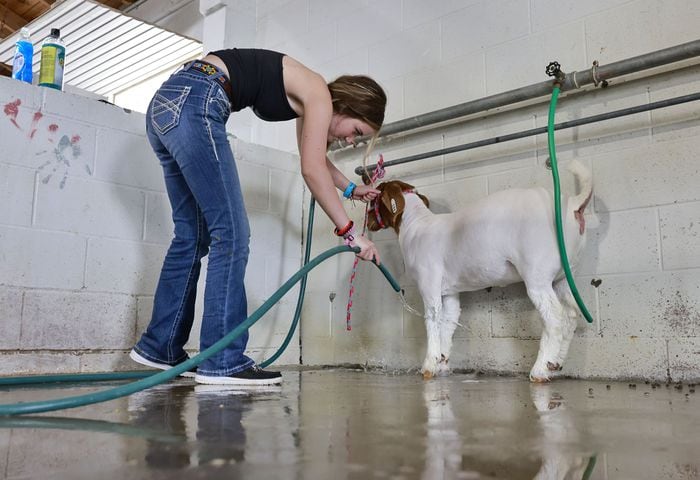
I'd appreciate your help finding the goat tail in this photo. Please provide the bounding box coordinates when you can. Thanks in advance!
[567,159,593,214]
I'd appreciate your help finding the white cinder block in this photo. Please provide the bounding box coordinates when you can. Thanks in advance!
[249,211,302,260]
[405,52,486,118]
[668,338,700,382]
[265,255,302,301]
[136,295,154,342]
[0,225,86,289]
[336,1,402,59]
[378,75,404,124]
[0,77,42,109]
[650,64,700,144]
[247,300,298,347]
[441,0,529,61]
[530,0,632,32]
[427,175,489,214]
[403,0,479,29]
[94,129,164,191]
[0,164,34,226]
[316,50,369,82]
[309,0,367,30]
[0,286,22,349]
[244,253,267,303]
[79,351,136,373]
[85,237,167,295]
[144,191,174,244]
[578,208,660,275]
[284,22,337,67]
[238,161,270,211]
[21,290,137,349]
[269,168,303,219]
[301,291,334,339]
[660,202,700,270]
[443,111,537,180]
[255,0,309,48]
[457,337,539,374]
[232,137,299,173]
[584,0,700,66]
[40,85,145,135]
[369,21,440,81]
[486,22,586,95]
[377,136,444,187]
[566,337,668,380]
[35,176,145,240]
[491,283,541,339]
[592,136,700,211]
[0,352,80,376]
[600,270,700,339]
[488,161,580,196]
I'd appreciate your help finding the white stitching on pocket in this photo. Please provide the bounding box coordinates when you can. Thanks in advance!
[151,85,191,135]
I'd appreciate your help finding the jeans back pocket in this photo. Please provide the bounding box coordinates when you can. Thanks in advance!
[150,85,191,135]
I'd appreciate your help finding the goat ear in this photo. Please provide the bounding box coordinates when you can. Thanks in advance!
[381,182,406,229]
[394,180,416,191]
[417,192,430,209]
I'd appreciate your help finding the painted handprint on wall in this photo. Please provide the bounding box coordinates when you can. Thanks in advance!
[3,98,92,189]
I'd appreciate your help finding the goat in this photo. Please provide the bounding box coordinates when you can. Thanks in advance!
[367,160,593,382]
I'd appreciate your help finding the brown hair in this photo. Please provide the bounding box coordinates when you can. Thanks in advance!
[327,75,386,131]
[328,75,387,183]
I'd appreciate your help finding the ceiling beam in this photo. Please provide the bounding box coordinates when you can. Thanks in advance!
[0,3,29,34]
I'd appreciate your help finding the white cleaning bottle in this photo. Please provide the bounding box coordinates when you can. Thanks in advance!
[39,28,66,90]
[11,27,34,84]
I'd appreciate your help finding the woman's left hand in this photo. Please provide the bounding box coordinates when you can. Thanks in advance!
[351,185,380,203]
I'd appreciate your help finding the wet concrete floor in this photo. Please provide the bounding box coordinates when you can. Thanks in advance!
[1,369,698,479]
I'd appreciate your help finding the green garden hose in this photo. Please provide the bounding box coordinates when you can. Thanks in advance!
[0,244,399,416]
[548,85,593,323]
[260,198,317,368]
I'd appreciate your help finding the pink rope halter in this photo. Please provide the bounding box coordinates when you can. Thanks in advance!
[345,155,385,331]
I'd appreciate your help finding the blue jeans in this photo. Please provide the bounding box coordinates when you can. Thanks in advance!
[134,63,254,376]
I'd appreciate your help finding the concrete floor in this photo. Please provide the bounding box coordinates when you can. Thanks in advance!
[0,369,698,479]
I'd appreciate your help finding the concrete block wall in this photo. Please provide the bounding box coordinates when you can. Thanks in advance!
[234,0,700,381]
[0,77,303,375]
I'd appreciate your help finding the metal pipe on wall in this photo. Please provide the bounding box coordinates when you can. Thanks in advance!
[353,91,700,176]
[335,38,700,152]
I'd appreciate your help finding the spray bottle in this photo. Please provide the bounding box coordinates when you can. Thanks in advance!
[11,28,34,84]
[39,28,66,90]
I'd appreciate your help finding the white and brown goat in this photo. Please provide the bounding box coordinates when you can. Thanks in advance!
[367,161,593,382]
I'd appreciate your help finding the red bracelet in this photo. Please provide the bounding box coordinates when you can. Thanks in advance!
[334,220,354,237]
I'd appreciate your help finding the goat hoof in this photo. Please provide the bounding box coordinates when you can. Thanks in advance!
[547,361,561,371]
[422,371,434,380]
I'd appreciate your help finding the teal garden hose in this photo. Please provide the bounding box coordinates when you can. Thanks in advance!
[547,84,594,324]
[0,242,400,416]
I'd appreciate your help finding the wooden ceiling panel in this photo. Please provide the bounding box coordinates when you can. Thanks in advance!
[0,0,140,39]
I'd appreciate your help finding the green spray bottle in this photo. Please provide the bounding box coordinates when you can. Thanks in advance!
[39,28,66,90]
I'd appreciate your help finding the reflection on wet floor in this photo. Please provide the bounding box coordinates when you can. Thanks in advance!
[1,369,698,479]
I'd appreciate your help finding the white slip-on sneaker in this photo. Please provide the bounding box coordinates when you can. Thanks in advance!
[129,349,196,378]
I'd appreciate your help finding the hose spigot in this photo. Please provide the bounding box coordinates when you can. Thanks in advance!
[545,61,566,85]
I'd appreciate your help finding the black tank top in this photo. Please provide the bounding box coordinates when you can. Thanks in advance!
[210,48,299,122]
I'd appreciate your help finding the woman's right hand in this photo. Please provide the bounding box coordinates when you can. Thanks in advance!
[350,234,380,264]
